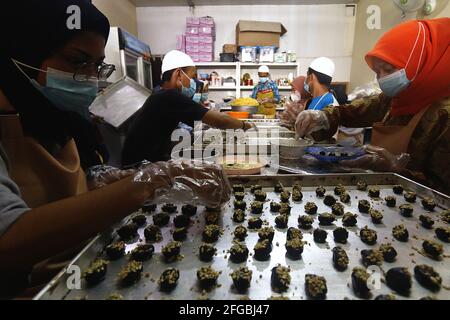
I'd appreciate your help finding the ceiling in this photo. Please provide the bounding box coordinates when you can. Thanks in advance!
[132,0,359,7]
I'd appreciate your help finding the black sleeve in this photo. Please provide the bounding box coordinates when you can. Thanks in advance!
[162,90,209,127]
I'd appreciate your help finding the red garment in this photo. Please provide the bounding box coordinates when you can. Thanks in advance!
[365,18,450,117]
[291,76,311,100]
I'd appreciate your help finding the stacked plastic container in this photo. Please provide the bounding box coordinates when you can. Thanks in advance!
[182,16,215,62]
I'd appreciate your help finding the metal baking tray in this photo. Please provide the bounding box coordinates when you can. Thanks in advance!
[35,173,450,300]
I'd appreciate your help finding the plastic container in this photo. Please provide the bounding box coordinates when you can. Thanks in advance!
[274,52,287,63]
[240,46,257,63]
[259,46,275,63]
[272,138,314,160]
[220,53,236,62]
[226,111,249,119]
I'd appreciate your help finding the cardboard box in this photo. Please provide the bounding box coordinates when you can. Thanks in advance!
[186,17,200,26]
[185,36,199,45]
[185,26,198,35]
[198,44,214,53]
[198,53,214,62]
[186,44,199,53]
[199,25,214,36]
[199,16,214,26]
[198,36,214,44]
[187,53,200,62]
[236,20,287,47]
[176,35,186,51]
[223,44,238,54]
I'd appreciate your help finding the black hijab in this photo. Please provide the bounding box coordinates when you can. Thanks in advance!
[0,0,110,168]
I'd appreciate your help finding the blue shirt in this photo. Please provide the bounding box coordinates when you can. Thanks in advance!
[307,92,338,111]
[251,80,280,103]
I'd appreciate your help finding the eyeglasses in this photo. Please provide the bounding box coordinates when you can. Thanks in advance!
[73,62,116,82]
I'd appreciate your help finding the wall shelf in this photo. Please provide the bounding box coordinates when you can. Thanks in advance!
[196,62,299,98]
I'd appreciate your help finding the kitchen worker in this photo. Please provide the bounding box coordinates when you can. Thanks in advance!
[303,57,339,111]
[279,76,311,129]
[251,65,280,118]
[295,18,450,193]
[0,0,230,299]
[122,50,254,165]
[287,58,364,145]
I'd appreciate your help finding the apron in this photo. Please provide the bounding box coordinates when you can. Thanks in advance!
[0,114,89,297]
[371,105,430,155]
[0,114,87,207]
[256,88,276,119]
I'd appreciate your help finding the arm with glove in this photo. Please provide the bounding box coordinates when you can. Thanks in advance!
[0,160,230,272]
[294,94,390,140]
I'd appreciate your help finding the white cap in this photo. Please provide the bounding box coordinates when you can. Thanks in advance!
[258,65,270,74]
[309,57,335,78]
[161,50,195,74]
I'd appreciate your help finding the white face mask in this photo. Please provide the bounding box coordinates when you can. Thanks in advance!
[290,91,301,103]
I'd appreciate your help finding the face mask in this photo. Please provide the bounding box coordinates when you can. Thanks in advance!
[303,81,310,94]
[290,91,301,103]
[201,93,209,102]
[377,22,426,98]
[378,69,410,97]
[192,93,201,103]
[180,70,196,98]
[13,60,98,121]
[259,77,268,84]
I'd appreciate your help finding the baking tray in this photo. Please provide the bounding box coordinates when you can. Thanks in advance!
[35,173,450,300]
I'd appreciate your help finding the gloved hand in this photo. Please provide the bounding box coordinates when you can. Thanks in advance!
[340,145,411,172]
[280,101,306,128]
[294,110,330,139]
[86,165,136,190]
[134,160,231,208]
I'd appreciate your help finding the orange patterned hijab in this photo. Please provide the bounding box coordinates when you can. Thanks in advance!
[365,18,450,117]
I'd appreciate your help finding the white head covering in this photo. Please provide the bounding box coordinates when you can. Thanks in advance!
[161,50,195,74]
[309,57,335,78]
[258,65,270,74]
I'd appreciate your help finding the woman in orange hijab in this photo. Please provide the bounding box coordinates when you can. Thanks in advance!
[295,18,450,193]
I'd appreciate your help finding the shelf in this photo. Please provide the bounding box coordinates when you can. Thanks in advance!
[196,62,298,68]
[240,86,292,90]
[196,62,237,67]
[240,62,298,68]
[209,86,237,90]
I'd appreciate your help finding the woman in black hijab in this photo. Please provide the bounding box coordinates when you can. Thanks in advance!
[0,0,169,299]
[0,0,111,169]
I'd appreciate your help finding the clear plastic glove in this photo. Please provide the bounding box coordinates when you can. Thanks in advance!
[86,165,136,190]
[340,145,410,172]
[294,110,330,139]
[280,101,306,128]
[134,160,231,208]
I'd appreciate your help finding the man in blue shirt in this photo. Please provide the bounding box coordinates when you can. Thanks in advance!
[303,57,339,110]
